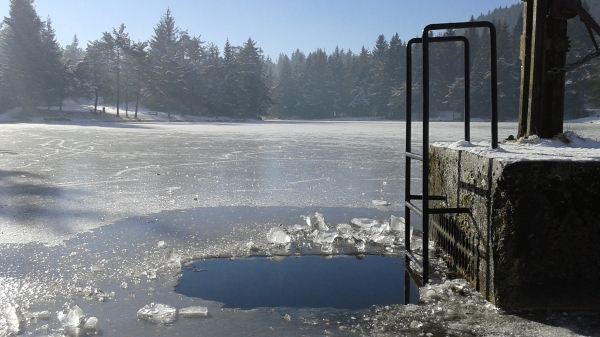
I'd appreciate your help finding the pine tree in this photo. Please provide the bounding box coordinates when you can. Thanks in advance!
[348,46,372,117]
[387,33,406,119]
[238,37,271,118]
[75,39,112,113]
[202,42,222,117]
[371,35,391,116]
[219,39,243,117]
[147,9,189,117]
[40,18,65,110]
[63,35,85,63]
[128,41,149,118]
[1,0,45,113]
[272,53,295,118]
[329,46,349,117]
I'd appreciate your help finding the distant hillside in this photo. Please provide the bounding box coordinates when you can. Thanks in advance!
[475,3,523,29]
[474,0,600,30]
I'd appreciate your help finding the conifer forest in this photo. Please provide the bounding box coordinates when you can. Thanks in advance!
[1,0,599,120]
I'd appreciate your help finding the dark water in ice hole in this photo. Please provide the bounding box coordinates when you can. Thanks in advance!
[175,255,420,309]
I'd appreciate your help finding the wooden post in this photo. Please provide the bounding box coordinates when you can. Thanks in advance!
[517,0,569,138]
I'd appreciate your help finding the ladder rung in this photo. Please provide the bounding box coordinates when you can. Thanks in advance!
[409,195,446,201]
[406,152,423,161]
[429,207,470,214]
[405,251,423,273]
[406,201,423,218]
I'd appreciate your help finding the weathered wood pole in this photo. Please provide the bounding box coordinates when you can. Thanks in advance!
[518,0,569,138]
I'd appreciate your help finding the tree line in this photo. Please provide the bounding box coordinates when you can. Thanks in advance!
[1,0,598,120]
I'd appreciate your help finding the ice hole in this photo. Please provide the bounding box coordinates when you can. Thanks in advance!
[175,255,419,310]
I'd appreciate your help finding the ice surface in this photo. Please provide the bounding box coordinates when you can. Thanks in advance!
[179,306,208,318]
[2,121,599,336]
[137,303,177,324]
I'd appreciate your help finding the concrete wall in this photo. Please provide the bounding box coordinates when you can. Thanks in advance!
[429,145,600,310]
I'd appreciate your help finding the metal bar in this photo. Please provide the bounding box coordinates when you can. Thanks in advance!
[419,21,498,285]
[423,21,498,149]
[423,26,431,286]
[574,3,600,38]
[584,20,599,51]
[406,39,415,261]
[429,207,471,214]
[406,152,423,161]
[408,195,446,201]
[490,24,498,149]
[406,201,423,218]
[404,255,412,304]
[405,251,424,273]
[464,38,471,142]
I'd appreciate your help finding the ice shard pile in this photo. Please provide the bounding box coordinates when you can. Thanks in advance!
[265,212,413,255]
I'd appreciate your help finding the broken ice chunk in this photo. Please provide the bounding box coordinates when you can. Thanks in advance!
[372,200,390,206]
[320,243,333,253]
[32,311,51,319]
[368,222,390,235]
[390,215,405,232]
[267,227,291,244]
[137,303,177,324]
[83,317,98,329]
[303,212,329,230]
[62,305,85,327]
[3,305,22,334]
[355,241,366,252]
[350,218,378,229]
[157,241,167,249]
[371,234,395,246]
[179,306,208,318]
[313,230,339,244]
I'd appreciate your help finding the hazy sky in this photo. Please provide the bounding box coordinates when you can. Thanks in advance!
[0,0,520,59]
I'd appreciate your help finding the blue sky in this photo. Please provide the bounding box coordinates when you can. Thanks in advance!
[1,0,520,59]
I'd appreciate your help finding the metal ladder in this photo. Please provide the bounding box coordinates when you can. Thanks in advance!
[404,21,498,287]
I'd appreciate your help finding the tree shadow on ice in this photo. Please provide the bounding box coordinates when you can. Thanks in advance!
[0,169,102,237]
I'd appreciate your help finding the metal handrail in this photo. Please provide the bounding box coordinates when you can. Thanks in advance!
[404,21,498,286]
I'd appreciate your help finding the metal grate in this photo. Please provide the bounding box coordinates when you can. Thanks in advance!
[430,214,483,289]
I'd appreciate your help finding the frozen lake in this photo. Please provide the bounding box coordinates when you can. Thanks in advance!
[1,121,599,336]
